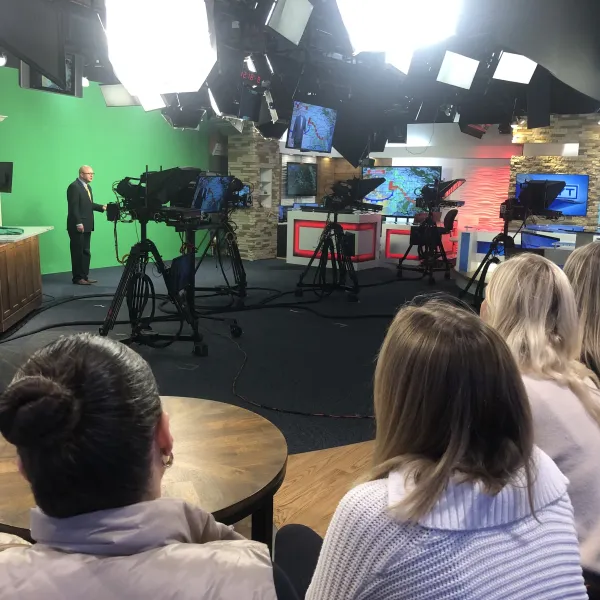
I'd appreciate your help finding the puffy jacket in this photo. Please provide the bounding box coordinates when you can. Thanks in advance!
[0,497,277,600]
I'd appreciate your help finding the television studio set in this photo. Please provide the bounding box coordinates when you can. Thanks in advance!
[1,1,600,598]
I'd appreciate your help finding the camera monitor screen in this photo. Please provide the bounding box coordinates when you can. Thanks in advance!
[362,166,442,216]
[287,163,317,196]
[192,176,234,213]
[286,101,338,153]
[516,173,589,217]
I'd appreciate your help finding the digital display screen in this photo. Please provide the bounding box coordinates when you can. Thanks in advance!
[287,163,317,196]
[362,166,442,216]
[192,176,232,213]
[516,173,589,217]
[286,101,338,153]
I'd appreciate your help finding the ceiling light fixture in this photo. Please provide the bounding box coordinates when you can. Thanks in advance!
[105,0,216,98]
[208,87,222,116]
[493,51,537,84]
[245,56,257,73]
[265,54,274,74]
[0,53,7,68]
[337,0,463,75]
[437,51,479,90]
[82,76,90,88]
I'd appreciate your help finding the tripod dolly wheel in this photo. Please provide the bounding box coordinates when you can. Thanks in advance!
[193,343,209,357]
[230,324,243,338]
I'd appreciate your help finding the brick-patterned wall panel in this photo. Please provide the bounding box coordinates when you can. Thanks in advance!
[228,124,281,260]
[511,115,600,228]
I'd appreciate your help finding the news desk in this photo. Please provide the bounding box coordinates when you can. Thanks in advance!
[0,226,53,332]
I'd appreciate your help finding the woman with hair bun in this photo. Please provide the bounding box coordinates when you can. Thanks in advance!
[0,334,286,600]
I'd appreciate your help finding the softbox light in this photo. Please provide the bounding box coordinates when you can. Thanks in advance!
[267,0,314,46]
[437,51,479,90]
[105,0,216,97]
[493,51,538,84]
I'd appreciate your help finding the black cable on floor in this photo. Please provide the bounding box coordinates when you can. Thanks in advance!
[207,327,374,420]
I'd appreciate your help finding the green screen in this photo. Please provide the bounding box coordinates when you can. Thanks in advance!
[0,67,209,274]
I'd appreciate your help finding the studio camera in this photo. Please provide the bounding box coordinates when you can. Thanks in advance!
[415,178,466,212]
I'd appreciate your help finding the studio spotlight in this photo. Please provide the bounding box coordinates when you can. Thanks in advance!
[437,51,479,90]
[245,56,257,73]
[0,53,7,68]
[493,51,537,84]
[267,0,313,46]
[138,94,167,112]
[337,0,463,74]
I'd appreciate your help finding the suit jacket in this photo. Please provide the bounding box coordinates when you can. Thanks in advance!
[66,180,104,233]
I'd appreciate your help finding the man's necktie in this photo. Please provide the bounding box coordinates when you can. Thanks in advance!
[86,186,92,202]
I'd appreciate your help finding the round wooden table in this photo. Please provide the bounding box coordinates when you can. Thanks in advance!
[0,397,288,550]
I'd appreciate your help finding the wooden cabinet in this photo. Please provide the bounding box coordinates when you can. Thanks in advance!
[0,236,42,332]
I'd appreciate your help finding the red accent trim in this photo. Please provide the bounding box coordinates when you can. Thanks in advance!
[293,220,377,262]
[385,228,419,260]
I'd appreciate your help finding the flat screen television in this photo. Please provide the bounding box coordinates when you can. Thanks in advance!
[0,163,14,193]
[287,163,317,196]
[362,166,442,216]
[515,173,589,217]
[19,54,84,98]
[286,101,338,153]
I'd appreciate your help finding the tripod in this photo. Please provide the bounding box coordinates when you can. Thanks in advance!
[295,211,359,301]
[194,220,247,308]
[100,220,217,356]
[397,212,451,284]
[459,218,514,309]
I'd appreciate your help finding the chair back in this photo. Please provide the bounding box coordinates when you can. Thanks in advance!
[443,209,458,233]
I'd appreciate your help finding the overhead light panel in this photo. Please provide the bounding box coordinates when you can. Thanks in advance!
[493,51,537,84]
[337,0,463,74]
[137,94,167,112]
[208,88,222,116]
[437,51,479,90]
[265,54,274,74]
[245,56,257,73]
[100,84,140,107]
[267,0,313,46]
[105,0,216,98]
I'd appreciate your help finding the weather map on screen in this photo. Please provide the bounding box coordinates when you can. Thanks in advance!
[362,166,442,216]
[286,101,338,153]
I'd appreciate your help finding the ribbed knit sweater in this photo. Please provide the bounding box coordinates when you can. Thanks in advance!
[306,449,587,600]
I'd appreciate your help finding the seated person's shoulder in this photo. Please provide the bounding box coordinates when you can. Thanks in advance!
[333,479,393,528]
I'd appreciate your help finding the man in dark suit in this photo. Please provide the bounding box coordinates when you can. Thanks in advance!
[67,166,106,285]
[290,106,308,149]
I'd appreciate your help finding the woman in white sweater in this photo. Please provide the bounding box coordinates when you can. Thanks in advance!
[484,253,600,581]
[307,299,587,600]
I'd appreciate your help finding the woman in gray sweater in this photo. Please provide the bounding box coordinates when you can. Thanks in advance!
[484,253,600,579]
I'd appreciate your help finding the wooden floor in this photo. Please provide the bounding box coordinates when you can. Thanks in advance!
[274,441,374,537]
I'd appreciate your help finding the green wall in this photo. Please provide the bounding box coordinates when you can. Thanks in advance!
[0,67,209,274]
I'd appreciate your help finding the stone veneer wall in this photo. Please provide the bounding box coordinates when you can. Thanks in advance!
[510,114,600,228]
[228,123,281,260]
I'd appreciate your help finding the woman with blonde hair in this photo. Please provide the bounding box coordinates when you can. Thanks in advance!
[483,253,600,579]
[306,299,587,600]
[564,242,600,379]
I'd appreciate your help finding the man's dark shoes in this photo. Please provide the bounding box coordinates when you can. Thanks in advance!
[85,279,98,284]
[73,279,91,286]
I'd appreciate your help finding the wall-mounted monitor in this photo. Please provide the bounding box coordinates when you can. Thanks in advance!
[192,176,234,213]
[19,54,84,98]
[286,101,338,153]
[362,166,442,216]
[287,163,317,196]
[515,173,589,217]
[0,163,14,194]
